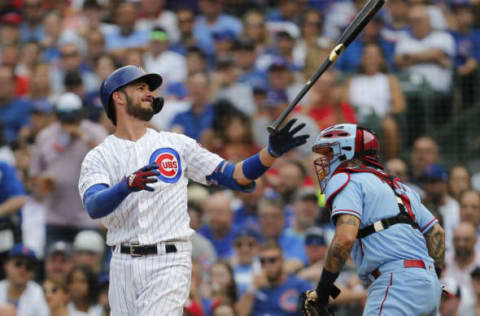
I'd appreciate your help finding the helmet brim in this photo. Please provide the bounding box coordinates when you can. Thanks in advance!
[132,73,163,92]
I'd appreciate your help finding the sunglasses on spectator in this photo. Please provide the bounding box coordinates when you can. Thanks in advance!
[234,240,256,248]
[260,256,279,265]
[14,259,35,271]
[43,286,58,294]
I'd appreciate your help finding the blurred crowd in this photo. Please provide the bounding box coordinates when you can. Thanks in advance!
[0,0,479,315]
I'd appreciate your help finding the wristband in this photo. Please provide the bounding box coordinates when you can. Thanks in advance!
[242,153,269,180]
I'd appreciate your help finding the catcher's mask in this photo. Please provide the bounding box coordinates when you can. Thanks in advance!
[312,124,381,192]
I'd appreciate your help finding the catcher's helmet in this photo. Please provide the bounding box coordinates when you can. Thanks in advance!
[100,65,163,125]
[312,124,381,192]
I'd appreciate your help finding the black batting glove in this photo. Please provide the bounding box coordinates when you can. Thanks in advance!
[123,163,159,192]
[268,118,310,157]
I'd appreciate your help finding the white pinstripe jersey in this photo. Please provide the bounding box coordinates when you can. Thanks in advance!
[78,128,223,246]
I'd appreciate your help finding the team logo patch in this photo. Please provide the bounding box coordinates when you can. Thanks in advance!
[149,148,182,183]
[279,289,300,312]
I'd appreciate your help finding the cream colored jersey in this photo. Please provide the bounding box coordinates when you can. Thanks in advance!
[78,128,223,246]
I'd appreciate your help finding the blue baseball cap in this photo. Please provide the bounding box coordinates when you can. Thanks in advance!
[234,227,261,240]
[268,58,289,72]
[8,244,37,261]
[305,227,327,246]
[212,30,236,42]
[421,164,448,182]
[265,89,288,108]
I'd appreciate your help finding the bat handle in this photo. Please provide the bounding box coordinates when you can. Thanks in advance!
[267,125,278,134]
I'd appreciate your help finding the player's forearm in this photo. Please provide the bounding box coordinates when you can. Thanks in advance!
[0,196,27,218]
[234,147,275,186]
[324,215,359,273]
[424,223,446,270]
[83,182,130,219]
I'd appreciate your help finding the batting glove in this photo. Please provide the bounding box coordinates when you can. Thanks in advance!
[268,118,310,157]
[123,163,159,192]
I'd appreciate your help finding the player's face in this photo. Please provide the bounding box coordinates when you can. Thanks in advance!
[124,82,155,122]
[312,146,333,192]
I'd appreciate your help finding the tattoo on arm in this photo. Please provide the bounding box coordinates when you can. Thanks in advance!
[324,215,360,272]
[425,223,445,269]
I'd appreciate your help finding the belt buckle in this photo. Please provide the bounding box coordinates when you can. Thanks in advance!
[129,242,141,257]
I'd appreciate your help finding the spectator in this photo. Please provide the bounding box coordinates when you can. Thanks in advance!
[20,0,45,43]
[342,43,406,158]
[233,38,267,89]
[42,279,73,316]
[104,1,149,53]
[272,31,300,70]
[211,30,236,62]
[73,230,105,274]
[266,0,301,34]
[252,89,318,158]
[274,159,308,207]
[0,12,22,47]
[171,7,197,55]
[296,226,328,286]
[0,65,33,144]
[384,0,410,37]
[449,165,472,202]
[458,190,480,251]
[335,15,395,72]
[170,72,214,141]
[451,2,480,109]
[265,59,303,101]
[40,11,61,63]
[144,27,187,84]
[232,177,266,232]
[231,228,261,297]
[0,303,16,316]
[29,92,107,246]
[209,261,238,308]
[236,239,311,316]
[0,244,48,316]
[67,266,102,315]
[15,40,41,78]
[199,191,236,259]
[44,241,74,285]
[410,136,440,185]
[258,198,307,270]
[186,46,209,74]
[193,0,242,56]
[421,163,460,250]
[27,62,52,104]
[84,29,106,74]
[97,274,109,316]
[394,4,455,126]
[444,222,480,304]
[287,187,321,238]
[135,0,179,43]
[0,162,27,278]
[212,58,256,116]
[304,70,356,131]
[385,157,424,198]
[242,10,268,53]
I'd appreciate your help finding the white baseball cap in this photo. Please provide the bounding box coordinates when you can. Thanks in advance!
[73,230,105,255]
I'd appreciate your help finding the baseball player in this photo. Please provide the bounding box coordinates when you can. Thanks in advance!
[300,124,445,316]
[78,65,309,315]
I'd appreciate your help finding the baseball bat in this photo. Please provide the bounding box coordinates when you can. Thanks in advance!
[267,0,385,134]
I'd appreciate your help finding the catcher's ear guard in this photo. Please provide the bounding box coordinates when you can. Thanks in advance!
[152,97,164,114]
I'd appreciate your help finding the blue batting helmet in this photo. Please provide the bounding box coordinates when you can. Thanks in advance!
[100,65,163,125]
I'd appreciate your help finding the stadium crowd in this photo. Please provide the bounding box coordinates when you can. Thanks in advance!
[0,0,479,315]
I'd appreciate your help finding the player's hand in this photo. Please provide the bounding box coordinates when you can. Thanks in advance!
[268,118,309,157]
[123,163,159,192]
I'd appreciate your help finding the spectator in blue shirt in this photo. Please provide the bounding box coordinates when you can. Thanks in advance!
[0,65,32,144]
[170,7,197,56]
[104,2,150,52]
[198,191,237,259]
[258,198,308,269]
[193,0,243,57]
[232,228,261,297]
[170,72,214,141]
[336,15,396,72]
[236,239,311,316]
[451,2,480,109]
[233,38,267,88]
[0,162,27,279]
[20,0,45,43]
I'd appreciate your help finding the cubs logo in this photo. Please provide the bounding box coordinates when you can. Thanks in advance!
[149,148,182,183]
[279,289,300,312]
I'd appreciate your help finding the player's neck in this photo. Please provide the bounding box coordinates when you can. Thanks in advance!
[114,119,148,142]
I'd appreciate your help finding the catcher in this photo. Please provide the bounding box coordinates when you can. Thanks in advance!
[300,124,445,316]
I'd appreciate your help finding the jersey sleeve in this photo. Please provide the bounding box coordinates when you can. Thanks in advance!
[180,135,224,185]
[408,188,438,234]
[326,173,363,222]
[78,148,112,201]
